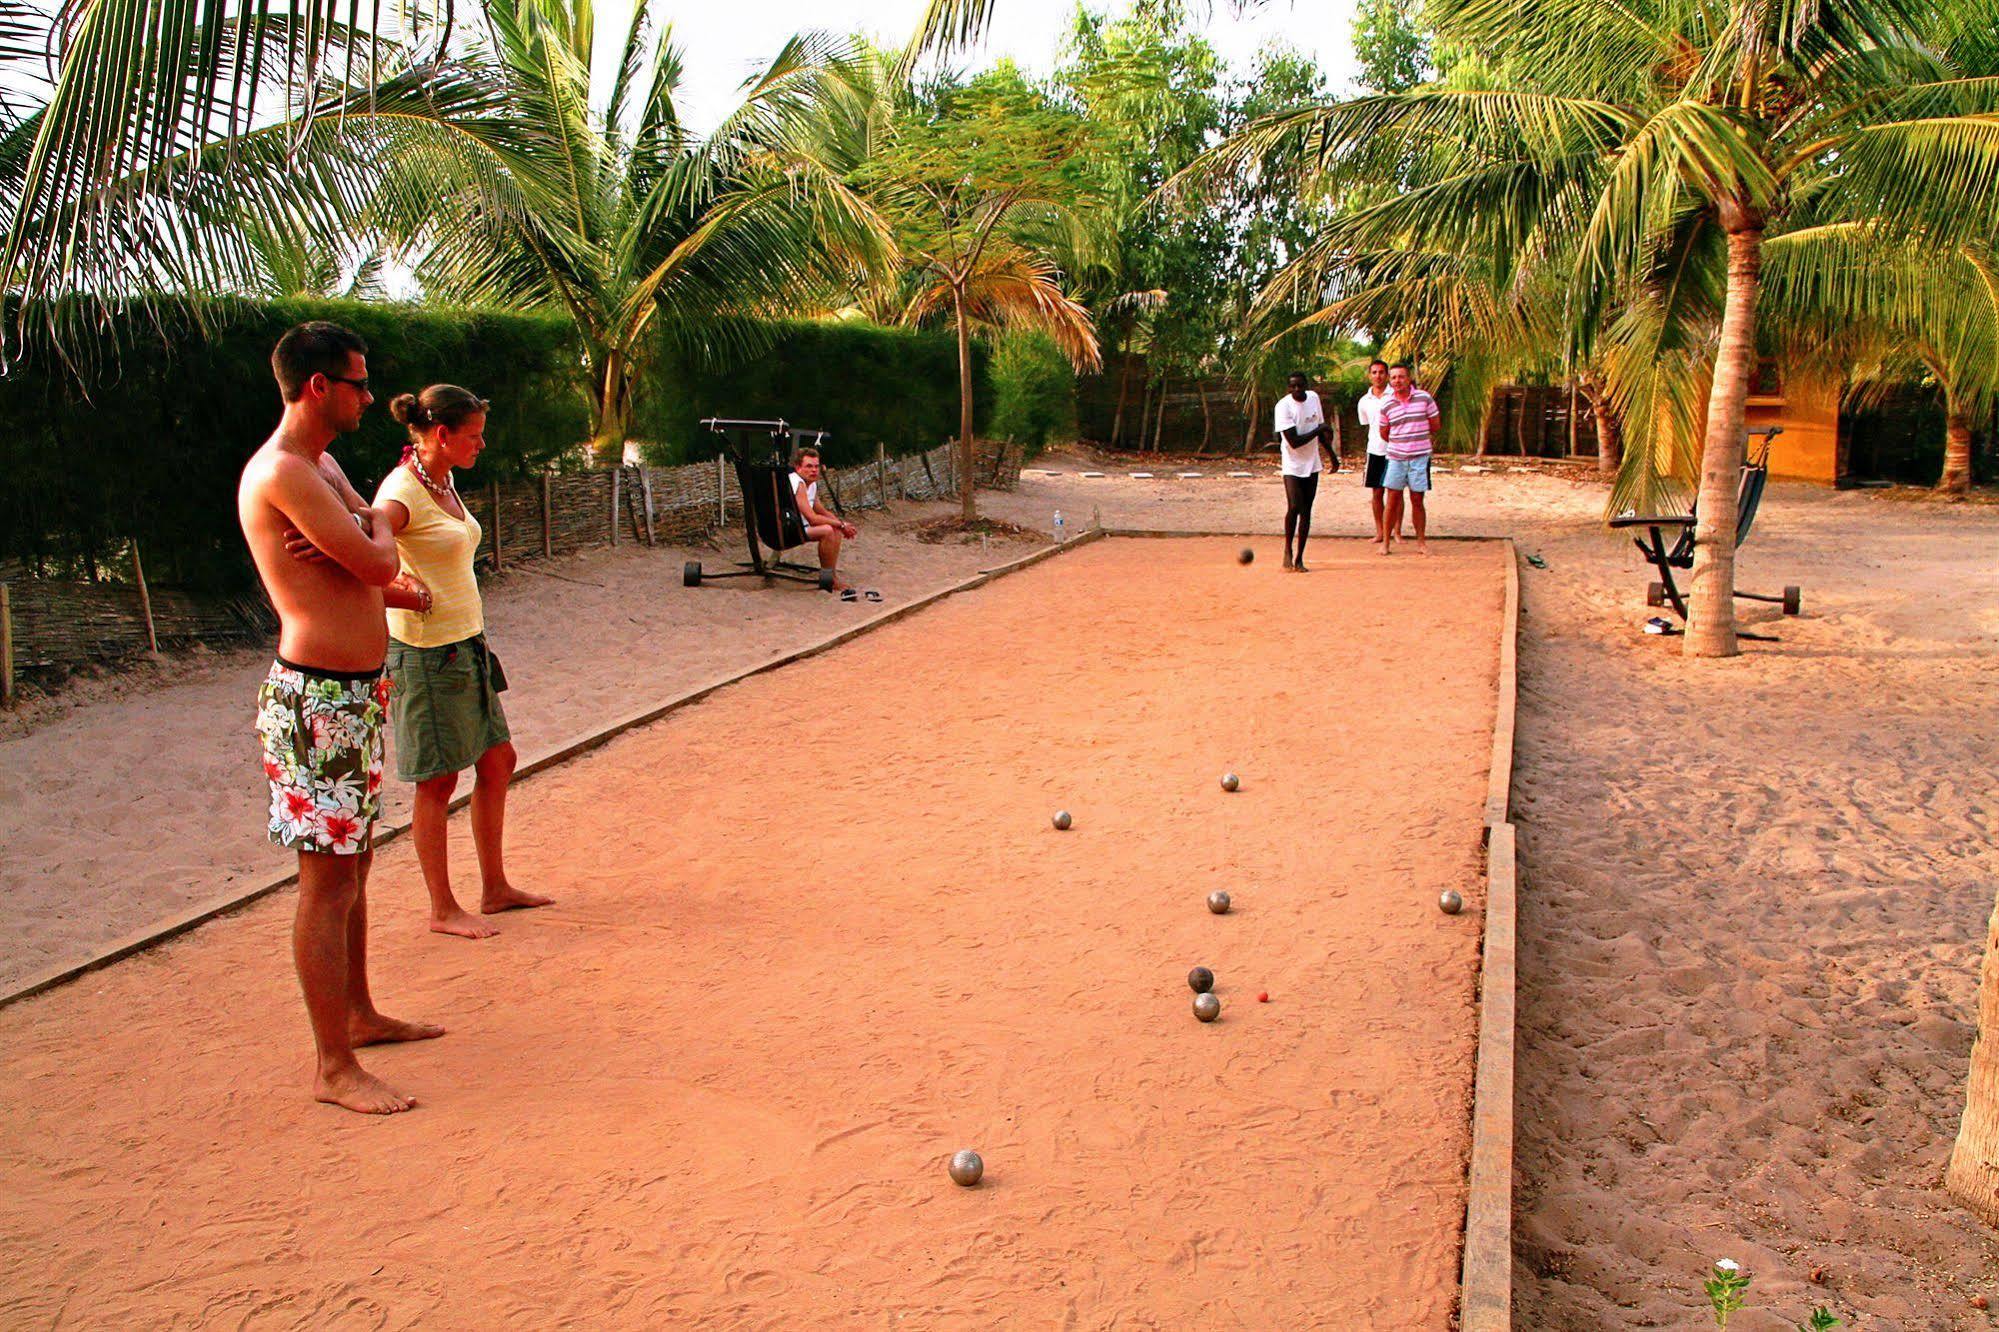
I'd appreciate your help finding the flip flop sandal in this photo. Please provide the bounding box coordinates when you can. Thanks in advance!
[864,590,883,603]
[1525,554,1548,569]
[840,588,859,603]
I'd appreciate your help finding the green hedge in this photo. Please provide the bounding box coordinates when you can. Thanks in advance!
[0,298,587,590]
[988,331,1077,454]
[632,319,988,468]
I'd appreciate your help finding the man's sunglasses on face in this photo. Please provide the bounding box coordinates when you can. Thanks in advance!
[323,374,370,394]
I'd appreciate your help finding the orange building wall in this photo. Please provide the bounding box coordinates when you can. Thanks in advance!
[1746,381,1841,483]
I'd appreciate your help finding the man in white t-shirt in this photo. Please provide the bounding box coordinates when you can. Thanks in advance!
[1354,358,1395,547]
[791,445,857,591]
[1273,370,1330,572]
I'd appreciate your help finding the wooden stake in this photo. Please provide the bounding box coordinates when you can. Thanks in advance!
[1,583,13,707]
[132,541,158,655]
[541,472,554,558]
[490,480,504,570]
[639,468,657,547]
[717,454,727,528]
[878,441,889,504]
[610,467,621,547]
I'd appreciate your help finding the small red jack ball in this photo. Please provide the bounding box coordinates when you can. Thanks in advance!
[1257,992,1269,1003]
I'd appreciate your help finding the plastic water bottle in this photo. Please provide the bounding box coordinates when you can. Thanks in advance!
[1053,509,1065,542]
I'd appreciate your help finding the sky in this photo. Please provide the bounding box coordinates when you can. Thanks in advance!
[599,0,1364,133]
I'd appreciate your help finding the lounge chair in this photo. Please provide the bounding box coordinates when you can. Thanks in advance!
[1608,427,1801,641]
[683,418,837,592]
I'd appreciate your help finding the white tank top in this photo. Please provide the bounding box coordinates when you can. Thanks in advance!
[794,473,817,517]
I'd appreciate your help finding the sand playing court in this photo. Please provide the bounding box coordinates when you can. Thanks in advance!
[0,536,1506,1328]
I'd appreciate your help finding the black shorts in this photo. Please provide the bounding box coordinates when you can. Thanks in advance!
[1364,453,1389,489]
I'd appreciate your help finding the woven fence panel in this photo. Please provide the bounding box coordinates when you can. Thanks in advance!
[7,579,271,675]
[547,471,617,556]
[8,441,988,682]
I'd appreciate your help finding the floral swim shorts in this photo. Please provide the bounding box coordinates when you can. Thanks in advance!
[255,658,389,855]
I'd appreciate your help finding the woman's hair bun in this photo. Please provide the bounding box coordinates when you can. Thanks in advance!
[388,393,430,428]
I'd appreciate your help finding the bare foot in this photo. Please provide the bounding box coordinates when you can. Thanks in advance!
[430,907,499,939]
[1417,541,1432,556]
[481,884,554,914]
[1294,561,1309,573]
[350,1012,446,1047]
[315,1063,416,1114]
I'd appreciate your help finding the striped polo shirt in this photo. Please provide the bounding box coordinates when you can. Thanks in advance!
[1380,388,1440,459]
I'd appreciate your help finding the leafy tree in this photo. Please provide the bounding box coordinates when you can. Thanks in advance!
[857,66,1103,518]
[1187,0,1999,657]
[1352,0,1428,94]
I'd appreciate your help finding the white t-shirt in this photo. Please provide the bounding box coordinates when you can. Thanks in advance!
[1273,391,1326,477]
[1356,388,1392,457]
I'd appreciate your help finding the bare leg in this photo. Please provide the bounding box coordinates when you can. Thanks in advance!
[295,850,416,1113]
[414,770,496,939]
[1411,492,1430,553]
[347,848,445,1047]
[815,529,847,590]
[473,741,551,914]
[1383,492,1404,554]
[1370,486,1387,547]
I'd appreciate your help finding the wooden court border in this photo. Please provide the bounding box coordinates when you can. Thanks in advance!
[1,527,1525,1329]
[1102,528,1521,1330]
[0,531,1107,1010]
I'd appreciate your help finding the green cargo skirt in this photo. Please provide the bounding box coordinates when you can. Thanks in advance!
[386,634,511,784]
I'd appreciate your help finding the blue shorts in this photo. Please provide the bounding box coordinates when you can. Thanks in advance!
[1382,455,1431,492]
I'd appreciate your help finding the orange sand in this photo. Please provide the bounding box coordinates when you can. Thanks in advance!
[0,537,1504,1328]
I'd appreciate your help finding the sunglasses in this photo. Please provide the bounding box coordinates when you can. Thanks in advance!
[323,373,371,393]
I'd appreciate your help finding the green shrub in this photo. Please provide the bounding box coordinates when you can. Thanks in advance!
[988,330,1077,454]
[0,297,586,589]
[631,318,987,468]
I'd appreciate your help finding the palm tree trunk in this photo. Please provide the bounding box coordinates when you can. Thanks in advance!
[1152,373,1170,452]
[1579,374,1622,475]
[1111,339,1132,447]
[1243,389,1260,455]
[1199,380,1213,452]
[1683,218,1764,659]
[955,289,977,522]
[590,349,632,467]
[1939,405,1974,495]
[1949,894,1999,1221]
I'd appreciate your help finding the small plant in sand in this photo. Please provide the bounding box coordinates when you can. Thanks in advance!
[1705,1259,1751,1327]
[1702,1259,1841,1331]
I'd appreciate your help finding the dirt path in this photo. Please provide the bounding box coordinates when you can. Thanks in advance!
[0,537,1503,1328]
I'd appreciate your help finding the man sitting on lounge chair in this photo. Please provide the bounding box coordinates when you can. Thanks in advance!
[792,444,857,591]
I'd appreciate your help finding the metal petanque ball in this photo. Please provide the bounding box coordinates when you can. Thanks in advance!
[1193,992,1221,1022]
[1188,966,1215,994]
[1220,772,1240,792]
[1052,810,1072,831]
[1207,890,1231,915]
[1439,889,1464,915]
[948,1149,984,1187]
[1238,547,1254,565]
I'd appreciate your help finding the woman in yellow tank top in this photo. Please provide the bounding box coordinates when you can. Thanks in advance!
[376,385,552,939]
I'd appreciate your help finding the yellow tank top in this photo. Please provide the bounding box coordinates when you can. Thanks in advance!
[375,464,485,647]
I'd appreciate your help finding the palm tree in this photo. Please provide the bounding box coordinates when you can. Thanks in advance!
[857,74,1104,519]
[1762,226,1998,495]
[387,5,893,462]
[1,2,891,462]
[1177,0,1999,655]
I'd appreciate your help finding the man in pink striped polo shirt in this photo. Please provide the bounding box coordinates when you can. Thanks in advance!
[1379,363,1440,555]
